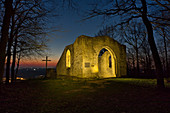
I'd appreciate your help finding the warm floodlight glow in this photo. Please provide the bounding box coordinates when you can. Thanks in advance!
[66,49,71,68]
[92,65,99,73]
[16,77,26,80]
[98,47,117,77]
[56,36,127,78]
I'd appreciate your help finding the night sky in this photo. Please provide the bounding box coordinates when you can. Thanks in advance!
[20,0,104,68]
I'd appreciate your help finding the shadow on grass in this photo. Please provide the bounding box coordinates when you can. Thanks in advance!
[0,76,170,113]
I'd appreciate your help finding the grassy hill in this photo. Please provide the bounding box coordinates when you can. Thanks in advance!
[0,77,170,113]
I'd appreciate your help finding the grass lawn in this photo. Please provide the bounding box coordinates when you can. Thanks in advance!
[0,77,170,113]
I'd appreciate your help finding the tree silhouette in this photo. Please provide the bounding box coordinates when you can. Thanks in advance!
[86,0,169,88]
[0,0,13,84]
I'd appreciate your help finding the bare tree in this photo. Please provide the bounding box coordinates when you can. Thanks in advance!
[95,25,118,39]
[1,0,66,83]
[14,37,47,80]
[86,0,169,88]
[96,21,146,76]
[157,33,170,76]
[5,0,21,84]
[120,21,146,75]
[155,26,170,77]
[141,39,152,75]
[3,0,52,83]
[0,0,13,84]
[127,47,136,76]
[9,0,50,83]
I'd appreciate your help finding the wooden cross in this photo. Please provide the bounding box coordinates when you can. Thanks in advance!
[42,56,51,77]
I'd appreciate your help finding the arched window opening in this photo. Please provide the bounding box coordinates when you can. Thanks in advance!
[66,49,71,68]
[109,56,112,68]
[98,48,108,57]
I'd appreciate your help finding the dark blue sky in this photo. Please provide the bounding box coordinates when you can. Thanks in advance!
[45,1,105,63]
[20,0,107,67]
[21,0,122,68]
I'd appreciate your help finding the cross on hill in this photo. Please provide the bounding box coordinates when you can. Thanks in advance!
[42,56,51,77]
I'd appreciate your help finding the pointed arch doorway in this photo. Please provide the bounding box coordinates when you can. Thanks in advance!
[98,47,117,78]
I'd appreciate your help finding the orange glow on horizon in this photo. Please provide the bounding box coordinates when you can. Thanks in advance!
[20,59,58,68]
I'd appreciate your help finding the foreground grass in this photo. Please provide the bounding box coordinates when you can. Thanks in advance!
[0,77,170,113]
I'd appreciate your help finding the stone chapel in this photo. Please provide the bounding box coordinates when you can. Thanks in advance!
[56,35,127,78]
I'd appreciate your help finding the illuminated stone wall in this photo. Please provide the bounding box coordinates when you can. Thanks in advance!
[56,35,127,78]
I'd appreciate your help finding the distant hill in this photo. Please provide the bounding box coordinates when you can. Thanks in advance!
[17,68,46,79]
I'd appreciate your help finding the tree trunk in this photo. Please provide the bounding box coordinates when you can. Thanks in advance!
[136,47,139,75]
[0,0,13,84]
[5,35,13,84]
[5,14,15,84]
[11,36,18,83]
[132,54,135,75]
[15,52,21,81]
[162,28,169,77]
[141,0,164,88]
[146,48,151,75]
[134,26,140,75]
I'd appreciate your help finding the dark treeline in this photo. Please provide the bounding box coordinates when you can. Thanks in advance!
[91,0,170,88]
[0,0,77,84]
[0,0,58,84]
[0,0,72,84]
[96,21,169,79]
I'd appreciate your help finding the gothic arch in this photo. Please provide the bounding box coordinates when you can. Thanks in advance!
[98,46,117,77]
